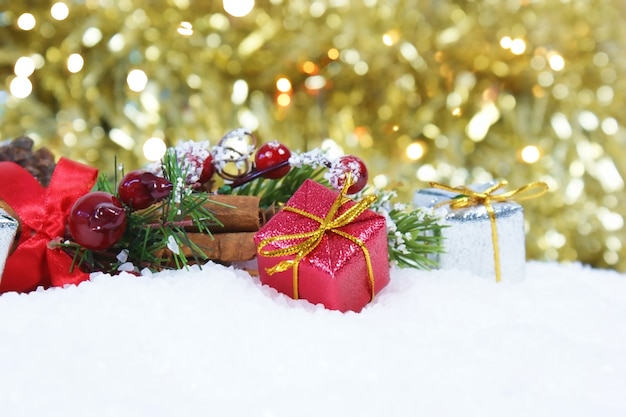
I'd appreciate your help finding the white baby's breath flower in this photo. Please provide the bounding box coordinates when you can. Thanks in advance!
[116,249,129,263]
[288,149,330,168]
[167,235,180,255]
[172,177,185,204]
[117,262,135,272]
[384,212,397,232]
[393,202,408,211]
[211,145,229,171]
[146,139,212,185]
[324,157,364,190]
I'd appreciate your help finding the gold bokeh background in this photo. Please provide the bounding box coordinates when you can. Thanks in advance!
[1,0,625,271]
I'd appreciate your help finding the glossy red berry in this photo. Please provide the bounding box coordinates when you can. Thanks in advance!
[68,192,127,251]
[198,154,215,184]
[118,171,173,210]
[255,141,291,179]
[330,155,369,194]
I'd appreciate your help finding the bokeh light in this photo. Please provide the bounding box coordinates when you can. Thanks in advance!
[177,21,193,36]
[9,77,33,99]
[127,69,148,92]
[51,2,70,21]
[67,53,84,73]
[276,93,291,107]
[276,78,292,93]
[520,146,541,164]
[223,0,254,17]
[143,137,167,161]
[14,57,36,77]
[17,13,36,30]
[406,143,426,161]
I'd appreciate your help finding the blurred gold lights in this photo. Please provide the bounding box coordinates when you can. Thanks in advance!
[223,0,255,17]
[404,139,541,165]
[9,77,32,99]
[143,137,167,161]
[2,1,626,272]
[14,57,35,77]
[177,21,193,36]
[500,36,527,55]
[8,2,216,101]
[520,145,541,164]
[273,56,336,108]
[127,69,148,92]
[50,3,70,20]
[406,142,426,161]
[16,13,36,30]
[67,53,84,73]
[276,77,292,107]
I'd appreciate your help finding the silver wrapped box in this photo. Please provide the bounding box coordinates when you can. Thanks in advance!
[0,208,18,281]
[413,182,527,282]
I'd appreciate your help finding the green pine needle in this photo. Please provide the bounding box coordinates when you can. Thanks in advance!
[226,164,329,208]
[385,208,445,269]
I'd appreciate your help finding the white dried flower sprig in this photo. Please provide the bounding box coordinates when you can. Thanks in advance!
[147,140,212,185]
[288,148,331,169]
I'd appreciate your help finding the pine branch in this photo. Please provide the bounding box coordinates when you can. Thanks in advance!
[362,189,446,270]
[65,149,229,274]
[224,164,329,208]
[139,149,220,269]
[385,208,445,269]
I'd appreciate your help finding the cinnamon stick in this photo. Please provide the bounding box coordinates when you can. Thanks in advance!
[191,195,263,233]
[178,232,257,263]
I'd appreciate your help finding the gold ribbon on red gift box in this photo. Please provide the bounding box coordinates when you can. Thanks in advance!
[257,175,378,300]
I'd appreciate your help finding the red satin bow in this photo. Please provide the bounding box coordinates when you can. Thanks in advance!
[0,157,98,293]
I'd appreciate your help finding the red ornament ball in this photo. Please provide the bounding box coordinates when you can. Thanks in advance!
[255,141,291,179]
[330,155,369,194]
[68,192,127,251]
[118,171,173,210]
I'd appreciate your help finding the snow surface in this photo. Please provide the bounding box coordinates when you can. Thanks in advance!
[0,261,625,417]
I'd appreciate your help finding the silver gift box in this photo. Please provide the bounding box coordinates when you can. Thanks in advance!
[0,208,18,282]
[413,183,526,282]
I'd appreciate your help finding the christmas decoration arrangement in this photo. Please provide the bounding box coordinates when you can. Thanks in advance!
[3,1,624,273]
[0,129,551,310]
[0,130,449,311]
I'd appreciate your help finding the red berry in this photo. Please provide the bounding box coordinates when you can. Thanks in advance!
[255,141,291,179]
[198,154,215,184]
[330,155,369,194]
[68,192,127,250]
[118,170,173,210]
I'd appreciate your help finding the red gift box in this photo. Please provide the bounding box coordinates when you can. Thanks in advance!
[254,179,390,312]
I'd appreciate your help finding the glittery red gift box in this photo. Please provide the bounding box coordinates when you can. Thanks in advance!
[254,179,390,312]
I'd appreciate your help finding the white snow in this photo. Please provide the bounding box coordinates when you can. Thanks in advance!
[0,261,625,417]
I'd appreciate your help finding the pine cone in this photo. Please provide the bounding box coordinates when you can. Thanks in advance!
[0,137,56,186]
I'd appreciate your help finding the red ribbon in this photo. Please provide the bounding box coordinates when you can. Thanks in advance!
[0,157,98,293]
